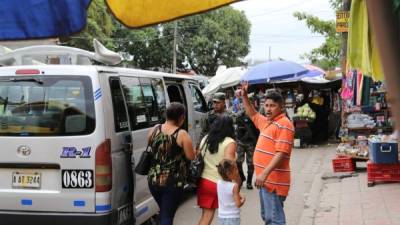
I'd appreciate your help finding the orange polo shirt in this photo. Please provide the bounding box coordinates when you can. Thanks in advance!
[251,113,294,197]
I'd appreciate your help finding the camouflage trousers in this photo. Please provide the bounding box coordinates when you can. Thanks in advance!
[236,141,255,166]
[236,141,255,184]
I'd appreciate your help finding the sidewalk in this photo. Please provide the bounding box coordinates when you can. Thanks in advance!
[308,161,400,225]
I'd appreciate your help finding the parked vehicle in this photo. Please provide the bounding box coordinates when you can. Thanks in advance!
[0,40,208,225]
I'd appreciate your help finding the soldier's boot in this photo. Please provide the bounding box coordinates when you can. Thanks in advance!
[236,162,246,186]
[246,165,254,190]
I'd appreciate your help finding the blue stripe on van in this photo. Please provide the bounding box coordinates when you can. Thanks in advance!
[21,199,32,206]
[94,88,102,101]
[94,88,101,95]
[96,204,112,212]
[73,200,85,207]
[94,92,102,101]
[135,206,148,217]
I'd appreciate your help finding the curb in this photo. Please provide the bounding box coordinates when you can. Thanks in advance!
[298,169,325,225]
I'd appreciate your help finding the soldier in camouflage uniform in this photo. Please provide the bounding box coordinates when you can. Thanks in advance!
[236,94,259,189]
[200,92,236,142]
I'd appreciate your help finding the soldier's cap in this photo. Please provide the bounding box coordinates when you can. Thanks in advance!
[212,92,226,102]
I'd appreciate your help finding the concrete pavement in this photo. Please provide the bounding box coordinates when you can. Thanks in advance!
[174,145,400,225]
[174,145,337,225]
[310,164,400,225]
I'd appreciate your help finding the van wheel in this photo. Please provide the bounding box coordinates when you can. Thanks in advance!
[143,214,160,225]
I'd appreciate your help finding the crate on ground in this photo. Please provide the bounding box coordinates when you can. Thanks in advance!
[332,155,355,172]
[367,161,400,187]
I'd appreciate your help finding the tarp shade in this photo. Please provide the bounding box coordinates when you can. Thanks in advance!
[106,0,240,28]
[0,0,91,41]
[202,67,246,95]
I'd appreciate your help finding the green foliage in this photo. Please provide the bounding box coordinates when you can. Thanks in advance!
[113,6,251,76]
[60,0,115,50]
[329,0,343,10]
[293,12,341,70]
[113,25,171,70]
[293,1,342,70]
[175,7,251,76]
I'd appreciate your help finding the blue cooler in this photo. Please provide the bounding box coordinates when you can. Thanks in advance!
[368,140,399,164]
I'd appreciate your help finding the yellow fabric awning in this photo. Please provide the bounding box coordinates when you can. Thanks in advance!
[347,0,384,81]
[106,0,240,28]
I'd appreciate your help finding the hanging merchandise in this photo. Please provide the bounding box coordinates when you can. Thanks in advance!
[341,70,354,101]
[347,0,384,81]
[333,93,341,112]
[356,71,364,106]
[361,76,372,106]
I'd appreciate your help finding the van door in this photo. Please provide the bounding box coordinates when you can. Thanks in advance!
[103,75,135,225]
[187,82,208,146]
[118,75,166,225]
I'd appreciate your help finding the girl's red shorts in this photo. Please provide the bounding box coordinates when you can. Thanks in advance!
[197,178,218,209]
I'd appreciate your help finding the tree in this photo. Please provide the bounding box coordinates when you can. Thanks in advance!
[113,25,172,70]
[114,6,251,76]
[293,0,342,70]
[176,7,251,76]
[60,0,115,50]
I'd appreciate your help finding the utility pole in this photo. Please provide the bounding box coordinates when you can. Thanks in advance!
[268,46,271,61]
[340,0,351,128]
[341,0,351,76]
[172,20,178,74]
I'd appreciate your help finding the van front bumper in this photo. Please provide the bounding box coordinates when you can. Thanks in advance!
[0,211,113,225]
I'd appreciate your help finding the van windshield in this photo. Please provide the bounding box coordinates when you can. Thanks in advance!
[0,75,95,136]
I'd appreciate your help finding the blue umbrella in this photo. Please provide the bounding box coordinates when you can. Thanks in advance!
[241,60,309,84]
[278,69,324,82]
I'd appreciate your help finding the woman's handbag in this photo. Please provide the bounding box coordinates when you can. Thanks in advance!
[135,125,160,175]
[187,143,207,184]
[134,145,152,175]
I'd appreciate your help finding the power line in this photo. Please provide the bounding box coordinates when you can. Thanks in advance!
[65,34,175,43]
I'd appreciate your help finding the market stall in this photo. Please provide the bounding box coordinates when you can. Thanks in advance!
[336,71,394,160]
[265,73,342,147]
[331,70,399,187]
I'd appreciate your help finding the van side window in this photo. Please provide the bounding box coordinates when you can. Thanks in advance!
[151,78,166,123]
[120,76,166,130]
[0,75,95,136]
[189,84,208,112]
[109,78,129,132]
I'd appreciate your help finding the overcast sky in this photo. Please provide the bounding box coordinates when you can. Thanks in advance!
[231,0,335,64]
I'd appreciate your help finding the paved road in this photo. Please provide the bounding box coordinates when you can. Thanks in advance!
[174,145,337,225]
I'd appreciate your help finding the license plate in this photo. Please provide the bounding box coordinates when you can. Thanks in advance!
[12,172,41,189]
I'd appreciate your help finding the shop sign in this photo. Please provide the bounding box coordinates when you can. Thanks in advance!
[336,11,350,32]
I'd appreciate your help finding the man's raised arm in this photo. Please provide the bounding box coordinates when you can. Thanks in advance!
[240,81,258,118]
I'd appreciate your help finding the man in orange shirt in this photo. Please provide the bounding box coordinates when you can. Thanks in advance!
[241,82,294,225]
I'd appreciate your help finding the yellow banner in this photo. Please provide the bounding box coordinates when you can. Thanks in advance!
[336,11,350,32]
[106,0,240,28]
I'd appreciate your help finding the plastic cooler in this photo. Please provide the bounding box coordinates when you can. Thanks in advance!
[368,140,399,164]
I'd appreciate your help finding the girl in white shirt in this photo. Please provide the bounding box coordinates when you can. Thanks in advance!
[217,159,246,225]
